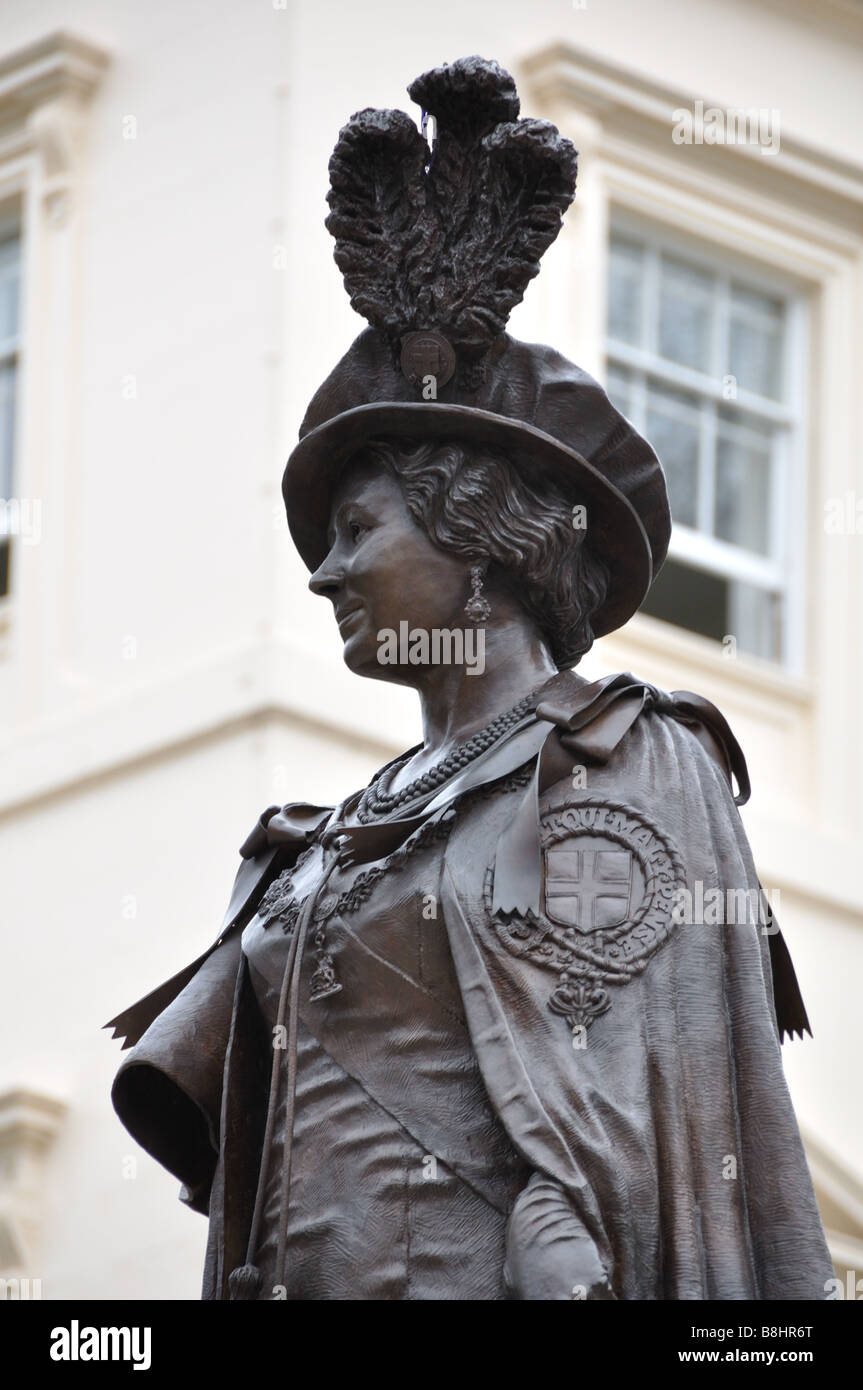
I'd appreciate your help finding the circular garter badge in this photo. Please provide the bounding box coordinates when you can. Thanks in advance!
[492,799,684,1037]
[399,330,457,388]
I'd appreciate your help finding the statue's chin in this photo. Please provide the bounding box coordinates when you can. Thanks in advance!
[341,633,385,680]
[342,638,418,687]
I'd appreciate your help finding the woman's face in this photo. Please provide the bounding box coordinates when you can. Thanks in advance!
[309,459,474,682]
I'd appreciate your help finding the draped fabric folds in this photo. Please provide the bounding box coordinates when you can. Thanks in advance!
[107,672,832,1299]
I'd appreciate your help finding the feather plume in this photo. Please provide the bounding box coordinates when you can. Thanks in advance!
[324,56,578,370]
[325,107,434,336]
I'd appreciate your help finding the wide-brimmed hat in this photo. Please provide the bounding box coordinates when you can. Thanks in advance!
[282,56,670,640]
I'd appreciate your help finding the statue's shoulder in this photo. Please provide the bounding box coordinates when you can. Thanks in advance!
[641,680,750,808]
[538,669,750,809]
[238,800,333,860]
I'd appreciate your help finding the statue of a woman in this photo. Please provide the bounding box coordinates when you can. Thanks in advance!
[106,57,833,1300]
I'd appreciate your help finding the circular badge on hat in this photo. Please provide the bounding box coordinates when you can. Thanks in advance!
[399,330,456,389]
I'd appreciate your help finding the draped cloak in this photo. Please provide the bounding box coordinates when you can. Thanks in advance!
[106,671,833,1300]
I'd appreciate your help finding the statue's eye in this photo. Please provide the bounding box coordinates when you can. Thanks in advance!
[348,519,366,542]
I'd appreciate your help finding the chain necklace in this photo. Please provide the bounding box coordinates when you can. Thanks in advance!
[255,685,544,1013]
[355,686,542,824]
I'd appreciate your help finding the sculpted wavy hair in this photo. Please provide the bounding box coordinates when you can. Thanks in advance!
[349,436,611,668]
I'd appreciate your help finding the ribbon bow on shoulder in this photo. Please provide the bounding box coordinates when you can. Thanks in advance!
[491,670,749,919]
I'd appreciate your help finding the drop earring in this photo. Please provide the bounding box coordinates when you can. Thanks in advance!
[464,563,491,623]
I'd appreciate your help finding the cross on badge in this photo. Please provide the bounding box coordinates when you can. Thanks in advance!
[544,844,634,933]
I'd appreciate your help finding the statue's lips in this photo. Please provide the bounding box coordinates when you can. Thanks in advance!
[336,604,365,634]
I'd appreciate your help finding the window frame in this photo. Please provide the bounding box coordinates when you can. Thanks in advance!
[516,41,863,717]
[0,204,24,605]
[605,210,809,671]
[0,32,108,680]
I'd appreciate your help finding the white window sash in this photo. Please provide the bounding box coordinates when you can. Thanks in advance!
[606,338,794,424]
[606,218,806,667]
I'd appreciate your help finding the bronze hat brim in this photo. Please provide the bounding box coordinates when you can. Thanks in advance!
[282,401,655,641]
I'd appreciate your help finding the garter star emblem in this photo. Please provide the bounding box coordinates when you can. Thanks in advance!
[493,799,685,1041]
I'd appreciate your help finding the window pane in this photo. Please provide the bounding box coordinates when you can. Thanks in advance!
[0,234,20,342]
[640,557,726,642]
[658,254,714,373]
[729,580,781,662]
[639,556,780,661]
[608,238,644,346]
[645,381,700,528]
[0,361,15,499]
[606,225,794,665]
[715,407,772,554]
[728,284,784,399]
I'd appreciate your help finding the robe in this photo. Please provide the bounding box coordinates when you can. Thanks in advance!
[106,670,834,1299]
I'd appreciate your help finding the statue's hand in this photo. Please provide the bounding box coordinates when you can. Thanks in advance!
[504,1172,616,1301]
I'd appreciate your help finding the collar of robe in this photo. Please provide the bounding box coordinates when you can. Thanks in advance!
[258,669,751,923]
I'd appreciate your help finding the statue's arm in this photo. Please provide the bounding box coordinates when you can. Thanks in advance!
[110,930,245,1214]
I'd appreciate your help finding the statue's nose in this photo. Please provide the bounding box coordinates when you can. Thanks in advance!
[308,551,343,598]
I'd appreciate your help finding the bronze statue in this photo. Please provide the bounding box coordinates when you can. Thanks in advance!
[106,57,832,1300]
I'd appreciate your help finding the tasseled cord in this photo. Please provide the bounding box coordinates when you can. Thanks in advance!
[227,850,341,1299]
[228,1264,263,1300]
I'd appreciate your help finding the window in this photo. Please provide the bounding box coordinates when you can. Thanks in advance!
[605,224,803,665]
[0,217,21,601]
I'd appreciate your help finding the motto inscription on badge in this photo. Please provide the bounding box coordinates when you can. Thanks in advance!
[493,800,685,1039]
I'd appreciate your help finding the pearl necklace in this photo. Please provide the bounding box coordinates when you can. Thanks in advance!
[355,687,541,824]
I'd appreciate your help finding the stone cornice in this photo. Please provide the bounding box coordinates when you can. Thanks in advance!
[0,1089,67,1151]
[522,42,863,213]
[0,31,110,214]
[0,1088,67,1276]
[0,30,109,127]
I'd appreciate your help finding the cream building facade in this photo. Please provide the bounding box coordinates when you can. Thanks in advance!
[1,0,861,1299]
